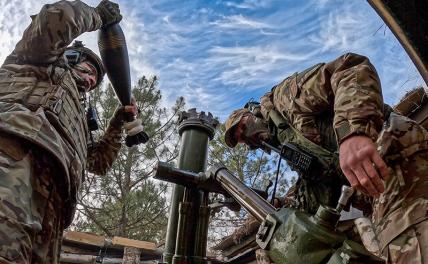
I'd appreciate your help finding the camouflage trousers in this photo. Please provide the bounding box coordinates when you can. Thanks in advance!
[0,134,64,263]
[255,249,272,264]
[373,113,428,264]
[385,220,428,264]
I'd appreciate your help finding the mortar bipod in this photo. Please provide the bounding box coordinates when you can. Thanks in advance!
[155,163,384,264]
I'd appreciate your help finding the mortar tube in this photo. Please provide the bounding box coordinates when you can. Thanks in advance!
[172,197,192,264]
[165,129,209,264]
[163,110,217,264]
[163,185,184,263]
[192,192,210,264]
[210,165,276,222]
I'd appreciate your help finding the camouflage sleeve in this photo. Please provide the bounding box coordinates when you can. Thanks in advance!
[325,53,384,144]
[87,107,124,176]
[272,63,328,144]
[13,0,103,64]
[260,90,275,121]
[271,53,383,145]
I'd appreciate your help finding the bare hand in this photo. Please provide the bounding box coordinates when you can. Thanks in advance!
[339,135,389,197]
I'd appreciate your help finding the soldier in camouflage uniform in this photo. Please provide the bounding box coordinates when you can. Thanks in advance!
[225,53,428,263]
[0,0,137,263]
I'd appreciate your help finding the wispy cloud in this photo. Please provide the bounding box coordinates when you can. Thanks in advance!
[224,0,274,10]
[206,45,315,87]
[311,6,374,52]
[0,0,424,120]
[210,45,312,62]
[211,14,272,29]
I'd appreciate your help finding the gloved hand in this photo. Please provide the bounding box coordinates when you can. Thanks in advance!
[109,106,126,128]
[96,0,122,27]
[109,98,138,128]
[123,119,145,137]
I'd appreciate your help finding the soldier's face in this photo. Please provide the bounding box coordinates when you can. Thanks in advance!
[234,115,249,144]
[72,61,98,92]
[234,114,269,147]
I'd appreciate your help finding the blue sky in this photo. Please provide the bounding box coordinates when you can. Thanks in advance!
[0,0,424,121]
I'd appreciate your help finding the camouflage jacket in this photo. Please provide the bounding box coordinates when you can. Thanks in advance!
[0,0,123,222]
[373,113,428,252]
[260,53,384,148]
[259,53,428,248]
[259,53,384,213]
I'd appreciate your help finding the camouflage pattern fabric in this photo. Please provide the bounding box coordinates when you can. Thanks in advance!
[257,54,383,214]
[226,53,428,261]
[0,133,64,263]
[0,0,123,225]
[354,217,383,258]
[0,0,125,259]
[373,113,428,263]
[260,53,384,146]
[7,0,102,65]
[225,53,381,214]
[224,108,251,147]
[87,107,125,175]
[385,220,428,264]
[255,249,272,264]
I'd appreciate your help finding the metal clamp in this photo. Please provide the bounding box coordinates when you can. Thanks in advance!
[256,214,278,249]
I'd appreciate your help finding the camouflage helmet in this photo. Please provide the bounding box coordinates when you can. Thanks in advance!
[65,41,105,89]
[224,108,252,148]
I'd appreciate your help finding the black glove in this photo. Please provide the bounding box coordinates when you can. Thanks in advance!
[96,0,122,27]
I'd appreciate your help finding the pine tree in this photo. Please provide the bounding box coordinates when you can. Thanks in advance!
[72,76,184,242]
[207,123,296,249]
